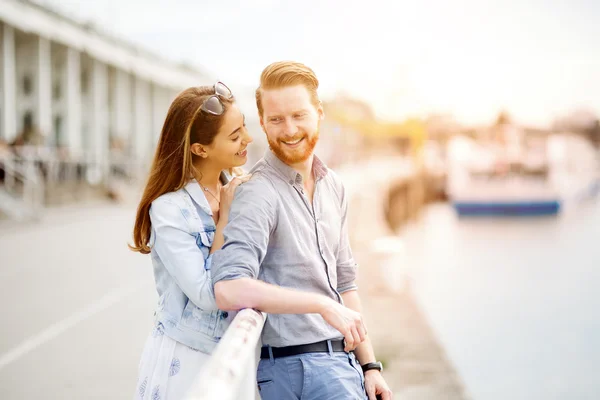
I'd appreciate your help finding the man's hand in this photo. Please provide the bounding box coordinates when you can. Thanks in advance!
[364,370,393,400]
[319,299,366,351]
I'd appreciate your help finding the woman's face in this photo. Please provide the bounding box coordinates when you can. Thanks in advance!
[206,103,253,169]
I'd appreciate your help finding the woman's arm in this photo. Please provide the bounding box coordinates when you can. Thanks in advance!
[210,219,227,255]
[151,198,217,311]
[209,174,251,255]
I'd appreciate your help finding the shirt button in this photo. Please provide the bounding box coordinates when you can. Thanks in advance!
[222,312,229,319]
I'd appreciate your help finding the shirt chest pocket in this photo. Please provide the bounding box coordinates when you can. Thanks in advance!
[193,230,215,266]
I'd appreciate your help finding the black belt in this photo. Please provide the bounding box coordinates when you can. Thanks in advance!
[260,339,346,359]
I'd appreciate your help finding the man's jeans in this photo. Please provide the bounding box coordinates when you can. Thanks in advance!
[257,344,367,399]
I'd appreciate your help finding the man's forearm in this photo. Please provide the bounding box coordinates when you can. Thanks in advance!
[214,277,332,314]
[341,290,376,364]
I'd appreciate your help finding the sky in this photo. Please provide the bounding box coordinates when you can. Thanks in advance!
[38,0,600,127]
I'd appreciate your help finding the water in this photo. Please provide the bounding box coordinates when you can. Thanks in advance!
[400,199,600,399]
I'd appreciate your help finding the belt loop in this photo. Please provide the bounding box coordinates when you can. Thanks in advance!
[327,339,333,357]
[268,346,275,365]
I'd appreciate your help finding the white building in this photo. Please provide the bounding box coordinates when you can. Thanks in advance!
[0,0,265,175]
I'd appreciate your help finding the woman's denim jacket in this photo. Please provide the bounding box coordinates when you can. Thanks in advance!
[148,177,233,353]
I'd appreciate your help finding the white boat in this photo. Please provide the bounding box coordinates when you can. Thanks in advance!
[447,130,562,216]
[450,172,561,216]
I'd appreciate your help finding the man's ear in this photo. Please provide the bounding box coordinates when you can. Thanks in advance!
[191,143,208,158]
[259,116,267,134]
[317,101,325,121]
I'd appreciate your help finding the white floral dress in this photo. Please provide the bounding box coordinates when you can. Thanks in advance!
[133,323,210,400]
[133,323,258,400]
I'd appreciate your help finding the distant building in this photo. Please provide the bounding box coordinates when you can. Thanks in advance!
[0,0,257,171]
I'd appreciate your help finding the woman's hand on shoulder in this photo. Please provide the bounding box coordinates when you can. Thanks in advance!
[231,167,246,177]
[220,174,252,218]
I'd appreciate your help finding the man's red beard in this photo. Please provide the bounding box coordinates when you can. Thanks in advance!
[267,129,319,165]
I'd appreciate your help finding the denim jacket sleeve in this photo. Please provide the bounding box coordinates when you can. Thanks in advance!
[150,198,218,311]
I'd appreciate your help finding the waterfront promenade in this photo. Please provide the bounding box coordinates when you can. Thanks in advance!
[0,158,468,399]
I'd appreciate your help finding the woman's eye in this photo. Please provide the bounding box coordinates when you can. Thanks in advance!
[232,136,240,141]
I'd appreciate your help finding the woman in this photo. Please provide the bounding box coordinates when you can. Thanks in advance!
[129,82,253,399]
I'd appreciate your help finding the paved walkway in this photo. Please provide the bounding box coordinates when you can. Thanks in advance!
[0,201,156,399]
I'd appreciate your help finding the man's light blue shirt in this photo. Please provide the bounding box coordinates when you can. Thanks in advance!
[211,150,358,347]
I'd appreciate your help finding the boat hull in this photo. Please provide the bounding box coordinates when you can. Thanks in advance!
[453,200,561,216]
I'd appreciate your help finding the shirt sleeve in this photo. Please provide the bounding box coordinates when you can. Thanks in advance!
[211,178,276,286]
[150,198,218,311]
[336,180,359,294]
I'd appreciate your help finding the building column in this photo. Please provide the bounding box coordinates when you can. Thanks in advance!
[110,69,132,151]
[133,75,151,162]
[65,47,82,155]
[2,24,17,142]
[91,59,109,181]
[36,36,52,139]
[151,84,167,148]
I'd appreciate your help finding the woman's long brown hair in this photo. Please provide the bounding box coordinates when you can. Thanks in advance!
[129,86,234,254]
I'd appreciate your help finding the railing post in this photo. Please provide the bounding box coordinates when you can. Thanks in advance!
[4,156,15,191]
[184,308,265,400]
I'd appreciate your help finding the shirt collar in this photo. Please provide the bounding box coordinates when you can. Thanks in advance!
[264,148,328,186]
[312,155,329,181]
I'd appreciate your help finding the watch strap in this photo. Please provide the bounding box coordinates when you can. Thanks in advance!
[361,361,383,373]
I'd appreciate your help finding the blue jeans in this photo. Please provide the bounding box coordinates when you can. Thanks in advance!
[257,344,367,399]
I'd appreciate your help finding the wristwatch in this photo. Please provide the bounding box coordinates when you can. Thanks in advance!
[361,361,383,373]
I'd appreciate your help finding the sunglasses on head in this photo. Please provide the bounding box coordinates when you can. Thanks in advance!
[199,81,233,116]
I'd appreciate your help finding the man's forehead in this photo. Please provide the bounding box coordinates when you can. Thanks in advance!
[262,85,311,114]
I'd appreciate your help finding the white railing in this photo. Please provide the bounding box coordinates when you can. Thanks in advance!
[0,145,149,220]
[6,145,147,186]
[184,309,265,400]
[0,153,44,220]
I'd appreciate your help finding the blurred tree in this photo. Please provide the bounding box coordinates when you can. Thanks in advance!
[552,109,599,147]
[495,110,511,126]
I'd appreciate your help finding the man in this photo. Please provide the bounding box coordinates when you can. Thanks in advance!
[211,61,392,400]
